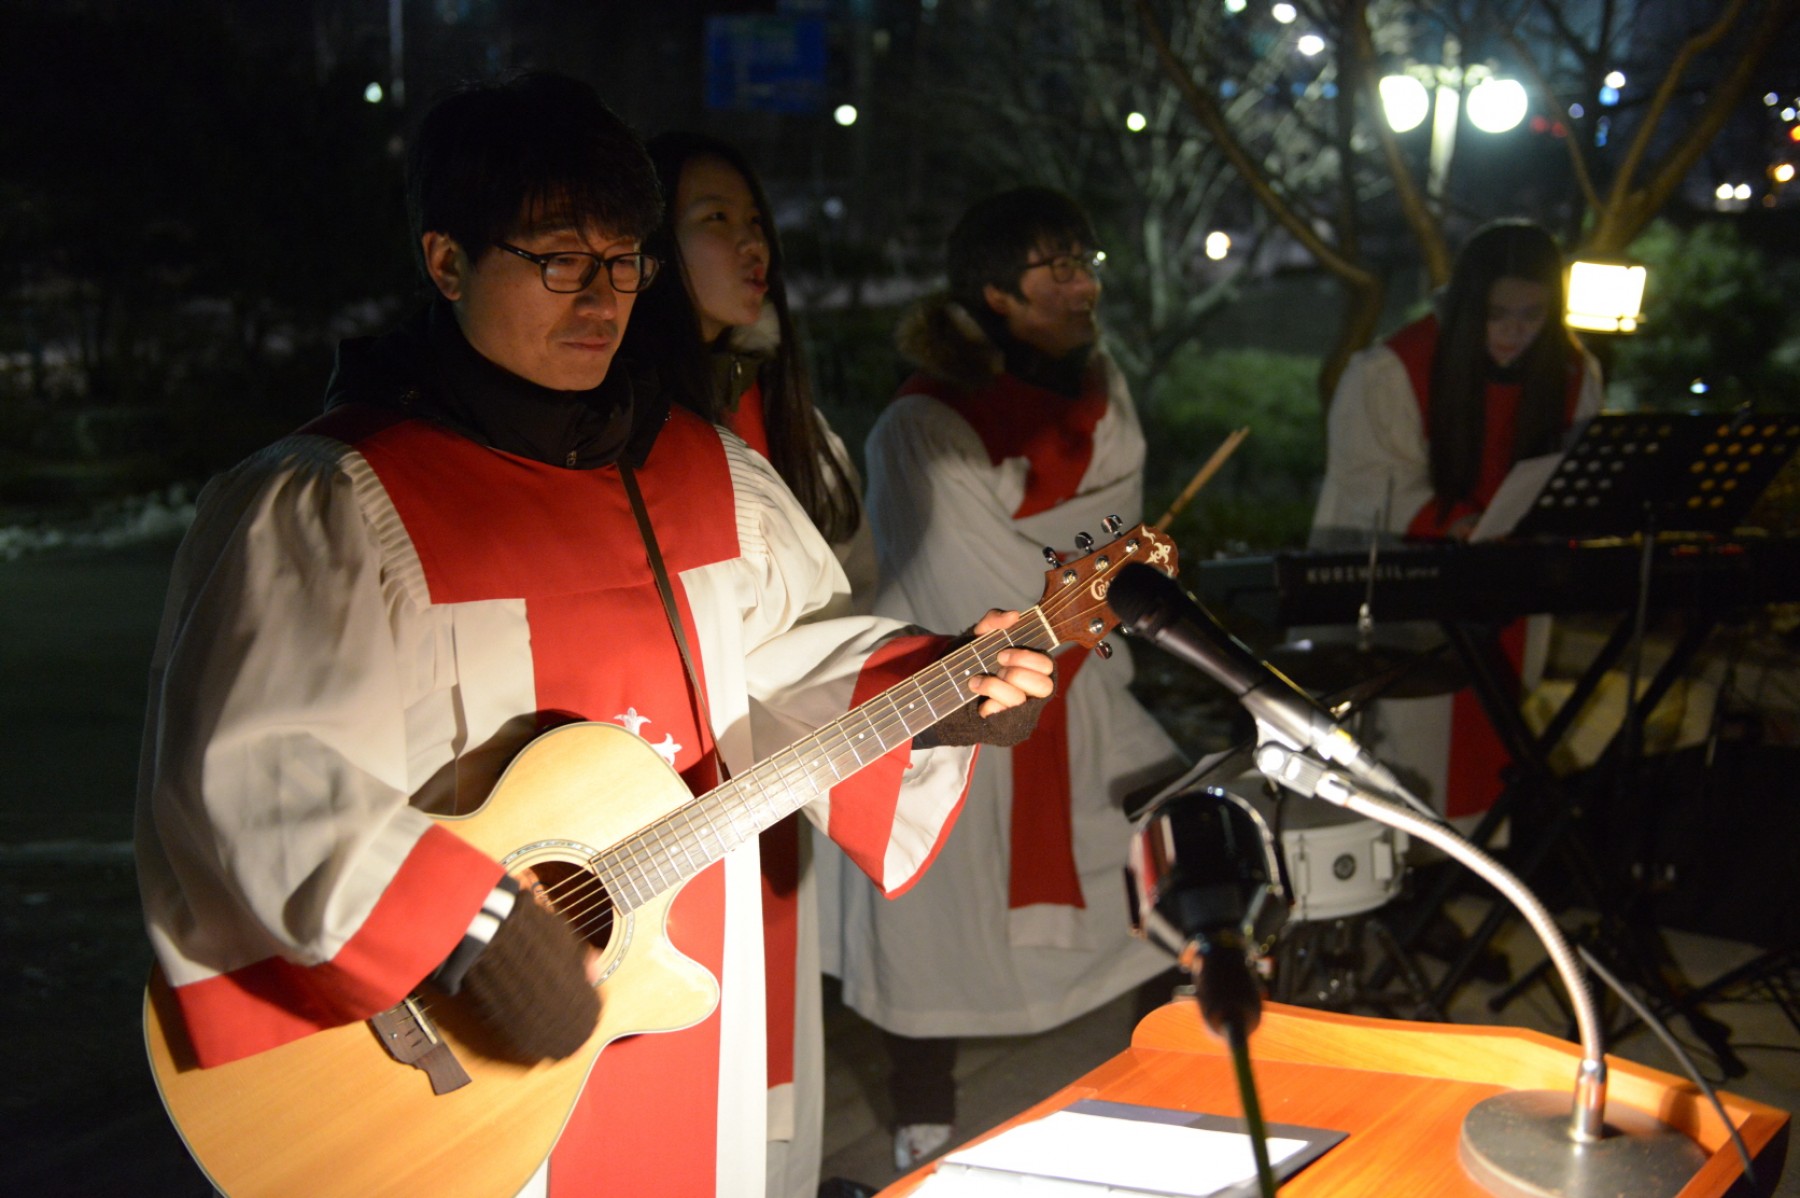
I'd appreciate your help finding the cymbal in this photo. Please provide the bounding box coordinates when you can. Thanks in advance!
[1263,642,1467,701]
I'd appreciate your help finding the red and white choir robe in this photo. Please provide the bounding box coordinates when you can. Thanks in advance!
[717,373,878,1198]
[1310,315,1603,823]
[830,337,1182,1039]
[135,402,977,1197]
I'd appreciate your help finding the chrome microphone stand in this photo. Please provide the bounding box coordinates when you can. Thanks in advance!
[1254,732,1707,1198]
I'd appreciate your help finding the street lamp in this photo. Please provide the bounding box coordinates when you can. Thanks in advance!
[1380,41,1527,204]
[1466,78,1528,134]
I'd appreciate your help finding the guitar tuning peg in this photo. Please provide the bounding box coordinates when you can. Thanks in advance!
[1094,639,1113,660]
[1042,546,1061,566]
[1102,514,1123,535]
[1075,531,1095,552]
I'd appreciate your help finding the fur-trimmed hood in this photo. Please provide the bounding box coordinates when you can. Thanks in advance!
[895,291,1109,396]
[726,301,781,358]
[894,292,1007,390]
[713,302,781,411]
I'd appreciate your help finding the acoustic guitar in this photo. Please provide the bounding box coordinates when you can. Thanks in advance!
[144,522,1178,1197]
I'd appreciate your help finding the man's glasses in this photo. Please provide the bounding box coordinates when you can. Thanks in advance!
[1020,249,1106,284]
[494,242,660,294]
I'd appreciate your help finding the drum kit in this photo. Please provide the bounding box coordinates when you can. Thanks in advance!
[1200,638,1465,1018]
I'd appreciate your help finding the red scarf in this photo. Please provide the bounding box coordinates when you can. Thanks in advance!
[904,366,1110,916]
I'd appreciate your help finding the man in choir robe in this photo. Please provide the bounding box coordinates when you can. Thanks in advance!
[830,186,1183,1170]
[135,71,1052,1198]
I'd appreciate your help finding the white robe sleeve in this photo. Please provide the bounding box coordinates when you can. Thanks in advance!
[717,437,976,891]
[864,393,1064,627]
[814,412,879,613]
[1310,346,1432,546]
[136,437,499,1060]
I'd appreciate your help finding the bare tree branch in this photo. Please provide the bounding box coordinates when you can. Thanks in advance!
[1131,0,1376,290]
[1603,0,1748,217]
[1345,0,1451,284]
[1503,27,1603,215]
[1592,0,1796,252]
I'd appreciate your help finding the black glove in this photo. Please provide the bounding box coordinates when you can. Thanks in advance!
[914,691,1048,747]
[452,892,600,1064]
[912,630,1055,749]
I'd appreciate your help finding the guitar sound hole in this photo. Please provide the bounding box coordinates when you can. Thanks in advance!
[514,859,617,962]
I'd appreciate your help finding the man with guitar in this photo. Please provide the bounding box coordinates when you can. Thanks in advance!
[135,72,1062,1197]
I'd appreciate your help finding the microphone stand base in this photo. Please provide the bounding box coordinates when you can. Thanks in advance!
[1459,1090,1706,1198]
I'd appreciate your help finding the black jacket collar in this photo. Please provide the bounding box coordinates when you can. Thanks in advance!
[323,301,668,469]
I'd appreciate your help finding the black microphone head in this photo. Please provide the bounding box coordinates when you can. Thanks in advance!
[1126,786,1288,1036]
[1107,562,1182,635]
[1125,786,1289,964]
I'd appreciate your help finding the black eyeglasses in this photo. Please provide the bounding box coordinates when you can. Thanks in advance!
[494,242,660,294]
[1021,250,1107,284]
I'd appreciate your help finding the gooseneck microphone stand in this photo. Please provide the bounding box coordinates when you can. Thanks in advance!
[1181,932,1277,1198]
[1255,731,1706,1198]
[1221,999,1277,1198]
[1129,777,1287,1197]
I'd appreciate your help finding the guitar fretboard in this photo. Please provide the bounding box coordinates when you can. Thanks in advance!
[593,610,1058,913]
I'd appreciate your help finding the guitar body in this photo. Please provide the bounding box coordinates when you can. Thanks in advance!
[142,522,1176,1197]
[144,723,721,1198]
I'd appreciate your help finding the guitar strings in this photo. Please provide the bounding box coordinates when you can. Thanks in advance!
[522,619,1036,922]
[513,541,1154,950]
[526,599,1090,935]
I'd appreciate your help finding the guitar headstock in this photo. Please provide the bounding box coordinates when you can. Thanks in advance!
[1035,519,1180,651]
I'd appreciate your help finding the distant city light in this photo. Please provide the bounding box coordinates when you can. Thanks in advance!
[1271,3,1297,23]
[1791,126,1800,144]
[822,196,846,220]
[1734,183,1752,200]
[1224,0,1247,12]
[1204,231,1231,260]
[1126,111,1148,132]
[1783,107,1797,122]
[1568,102,1585,119]
[1379,74,1430,133]
[1598,85,1620,106]
[1467,79,1528,133]
[1690,380,1709,395]
[364,82,384,104]
[1766,92,1782,106]
[1297,33,1325,56]
[1776,163,1797,184]
[834,104,858,127]
[1603,70,1626,90]
[1715,183,1735,200]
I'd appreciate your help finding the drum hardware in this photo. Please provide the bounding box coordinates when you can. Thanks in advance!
[1230,772,1439,1020]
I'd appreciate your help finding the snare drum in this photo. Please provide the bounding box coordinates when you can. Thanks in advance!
[1235,778,1408,922]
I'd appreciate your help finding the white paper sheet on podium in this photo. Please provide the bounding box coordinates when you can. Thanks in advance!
[1471,452,1562,542]
[911,1100,1342,1197]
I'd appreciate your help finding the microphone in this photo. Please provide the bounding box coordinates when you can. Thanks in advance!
[1108,563,1403,796]
[1127,786,1287,1036]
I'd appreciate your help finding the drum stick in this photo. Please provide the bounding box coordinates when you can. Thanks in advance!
[1153,426,1250,532]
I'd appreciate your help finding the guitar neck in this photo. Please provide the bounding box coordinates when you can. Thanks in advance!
[596,609,1059,913]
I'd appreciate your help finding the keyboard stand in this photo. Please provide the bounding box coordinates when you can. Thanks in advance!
[1374,569,1745,1074]
[1368,411,1800,1074]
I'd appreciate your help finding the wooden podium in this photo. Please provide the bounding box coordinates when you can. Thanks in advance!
[879,1001,1789,1197]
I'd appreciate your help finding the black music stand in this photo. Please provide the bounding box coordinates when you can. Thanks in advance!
[1512,411,1798,539]
[1379,410,1799,1072]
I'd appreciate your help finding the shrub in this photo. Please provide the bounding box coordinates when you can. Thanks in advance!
[1142,346,1324,554]
[1610,220,1800,413]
